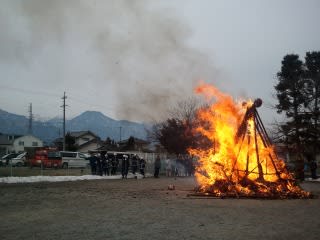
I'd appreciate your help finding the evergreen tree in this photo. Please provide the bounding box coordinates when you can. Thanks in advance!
[65,132,77,151]
[125,136,135,151]
[274,54,306,179]
[275,54,306,143]
[304,51,320,156]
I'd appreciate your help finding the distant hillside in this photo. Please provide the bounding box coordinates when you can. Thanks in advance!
[0,109,148,144]
[0,109,60,144]
[66,111,147,141]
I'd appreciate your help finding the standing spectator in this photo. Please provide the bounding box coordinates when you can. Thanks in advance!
[165,158,172,177]
[183,156,189,176]
[310,160,318,179]
[101,151,109,176]
[110,154,118,175]
[173,156,180,177]
[186,156,193,176]
[305,152,318,179]
[121,154,130,179]
[131,154,138,175]
[88,152,97,175]
[96,153,102,176]
[139,157,146,178]
[172,158,177,177]
[191,158,195,176]
[154,155,161,178]
[177,154,184,176]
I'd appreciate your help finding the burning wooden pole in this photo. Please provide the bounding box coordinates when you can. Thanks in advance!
[235,98,282,182]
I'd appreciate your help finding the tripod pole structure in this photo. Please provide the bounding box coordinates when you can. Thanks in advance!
[235,98,282,182]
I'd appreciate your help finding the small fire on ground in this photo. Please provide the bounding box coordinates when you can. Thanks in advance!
[188,82,311,199]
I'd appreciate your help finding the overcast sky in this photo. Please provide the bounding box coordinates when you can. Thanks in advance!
[1,0,319,126]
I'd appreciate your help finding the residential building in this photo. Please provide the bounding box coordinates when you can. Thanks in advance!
[118,137,151,152]
[0,134,43,155]
[69,131,98,146]
[12,135,43,153]
[69,131,102,152]
[0,134,17,155]
[54,131,102,152]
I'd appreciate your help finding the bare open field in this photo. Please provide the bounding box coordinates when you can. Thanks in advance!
[0,166,92,177]
[0,176,319,240]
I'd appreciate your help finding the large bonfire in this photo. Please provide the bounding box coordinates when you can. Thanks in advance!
[189,82,310,199]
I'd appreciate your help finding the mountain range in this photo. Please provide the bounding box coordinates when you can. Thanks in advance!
[0,109,149,144]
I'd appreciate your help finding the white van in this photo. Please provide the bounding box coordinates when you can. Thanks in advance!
[60,151,89,168]
[10,152,27,167]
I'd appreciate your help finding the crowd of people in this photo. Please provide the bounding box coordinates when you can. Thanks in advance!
[87,151,146,178]
[164,155,195,177]
[87,152,196,179]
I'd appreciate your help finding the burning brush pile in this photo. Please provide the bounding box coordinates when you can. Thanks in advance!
[189,83,311,199]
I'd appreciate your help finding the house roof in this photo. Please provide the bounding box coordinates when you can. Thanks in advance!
[14,135,43,142]
[69,131,98,139]
[53,137,63,143]
[118,137,149,145]
[96,145,113,151]
[77,138,102,149]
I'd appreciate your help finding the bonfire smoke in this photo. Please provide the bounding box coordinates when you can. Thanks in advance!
[0,0,219,121]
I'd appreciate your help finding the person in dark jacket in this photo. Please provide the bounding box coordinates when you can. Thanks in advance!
[131,154,138,175]
[101,151,109,176]
[305,152,318,179]
[310,161,318,179]
[154,155,161,178]
[88,152,97,175]
[96,154,102,176]
[110,154,117,175]
[139,157,146,178]
[121,154,129,179]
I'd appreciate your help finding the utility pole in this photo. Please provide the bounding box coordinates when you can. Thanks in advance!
[28,103,33,135]
[119,126,122,142]
[61,92,67,151]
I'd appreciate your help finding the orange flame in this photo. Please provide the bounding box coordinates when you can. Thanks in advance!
[189,82,310,198]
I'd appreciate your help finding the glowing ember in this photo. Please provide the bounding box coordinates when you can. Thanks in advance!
[189,82,311,199]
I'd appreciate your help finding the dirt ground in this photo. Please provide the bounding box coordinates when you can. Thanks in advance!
[0,176,319,240]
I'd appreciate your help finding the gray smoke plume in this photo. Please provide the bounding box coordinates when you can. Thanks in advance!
[0,0,218,122]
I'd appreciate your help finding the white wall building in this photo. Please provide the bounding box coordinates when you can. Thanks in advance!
[0,135,16,155]
[77,139,102,153]
[13,135,43,153]
[70,131,98,147]
[68,131,102,152]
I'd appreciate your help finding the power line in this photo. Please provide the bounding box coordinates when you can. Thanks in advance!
[0,84,127,119]
[67,94,117,111]
[0,85,61,98]
[0,84,119,112]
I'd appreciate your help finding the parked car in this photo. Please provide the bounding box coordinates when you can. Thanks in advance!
[60,151,89,168]
[0,153,19,166]
[30,150,62,168]
[10,152,27,167]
